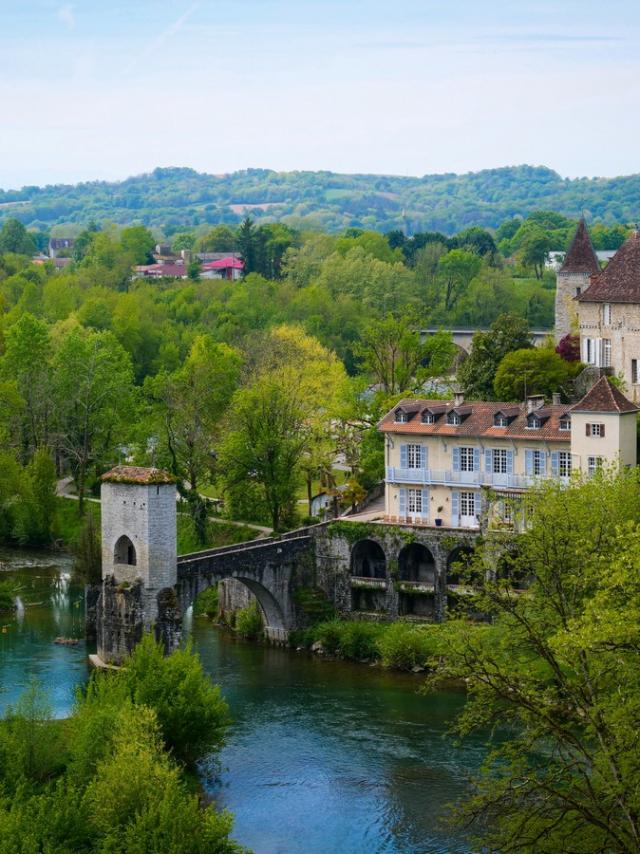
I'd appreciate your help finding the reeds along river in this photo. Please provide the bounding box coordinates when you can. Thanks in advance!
[0,547,482,854]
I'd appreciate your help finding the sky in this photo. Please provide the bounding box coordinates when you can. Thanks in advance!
[1,0,639,188]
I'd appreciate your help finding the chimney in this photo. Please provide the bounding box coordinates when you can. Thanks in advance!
[526,395,545,413]
[552,392,562,406]
[453,389,465,408]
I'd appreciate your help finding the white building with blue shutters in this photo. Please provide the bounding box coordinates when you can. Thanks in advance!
[378,378,638,530]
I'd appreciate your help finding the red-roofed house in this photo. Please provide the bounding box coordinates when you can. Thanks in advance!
[200,256,244,280]
[379,378,637,529]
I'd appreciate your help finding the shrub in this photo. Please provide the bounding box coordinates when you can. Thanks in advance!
[338,621,382,660]
[376,622,436,670]
[234,601,263,641]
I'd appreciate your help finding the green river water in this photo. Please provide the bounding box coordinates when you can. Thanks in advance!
[0,547,483,853]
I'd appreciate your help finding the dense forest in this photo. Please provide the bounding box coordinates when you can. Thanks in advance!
[0,208,619,541]
[3,164,640,234]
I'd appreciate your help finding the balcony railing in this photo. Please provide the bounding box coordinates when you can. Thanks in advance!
[386,467,554,490]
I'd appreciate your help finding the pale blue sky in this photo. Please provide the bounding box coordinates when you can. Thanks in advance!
[1,0,639,188]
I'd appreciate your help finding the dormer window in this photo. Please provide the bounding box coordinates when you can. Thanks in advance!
[422,413,435,425]
[447,412,461,426]
[494,414,508,427]
[527,415,541,430]
[559,417,571,431]
[395,410,408,423]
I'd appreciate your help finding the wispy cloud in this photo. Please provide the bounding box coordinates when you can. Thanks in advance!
[123,3,199,75]
[57,3,75,29]
[488,32,622,45]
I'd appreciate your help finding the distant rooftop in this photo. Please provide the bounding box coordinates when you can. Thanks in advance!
[559,219,600,276]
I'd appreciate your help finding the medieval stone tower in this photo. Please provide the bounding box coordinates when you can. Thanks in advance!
[96,466,181,665]
[555,218,600,342]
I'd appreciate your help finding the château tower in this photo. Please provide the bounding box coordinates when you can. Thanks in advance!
[555,218,600,342]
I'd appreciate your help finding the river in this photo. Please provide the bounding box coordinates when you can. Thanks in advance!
[0,548,482,853]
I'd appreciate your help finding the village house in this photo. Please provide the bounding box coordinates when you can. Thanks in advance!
[379,377,638,530]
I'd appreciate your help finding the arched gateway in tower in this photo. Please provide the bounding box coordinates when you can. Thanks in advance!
[95,466,181,666]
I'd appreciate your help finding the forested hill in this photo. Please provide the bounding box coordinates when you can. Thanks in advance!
[2,165,640,234]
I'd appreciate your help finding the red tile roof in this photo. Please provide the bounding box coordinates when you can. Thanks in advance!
[577,232,640,303]
[559,219,600,276]
[570,376,639,414]
[101,466,176,485]
[202,257,244,270]
[379,398,572,442]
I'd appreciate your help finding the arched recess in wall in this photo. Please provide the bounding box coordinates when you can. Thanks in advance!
[350,539,386,579]
[446,545,475,586]
[398,543,436,584]
[114,535,137,566]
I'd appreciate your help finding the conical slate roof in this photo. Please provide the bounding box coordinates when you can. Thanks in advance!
[559,218,600,276]
[570,376,639,414]
[578,231,640,303]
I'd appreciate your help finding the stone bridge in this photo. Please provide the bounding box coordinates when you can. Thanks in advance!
[421,327,549,356]
[176,533,314,643]
[92,466,485,663]
[176,521,481,641]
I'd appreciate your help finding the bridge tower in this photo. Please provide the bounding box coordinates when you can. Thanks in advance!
[95,466,181,665]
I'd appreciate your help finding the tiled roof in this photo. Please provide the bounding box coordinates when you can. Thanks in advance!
[101,466,176,485]
[202,257,244,270]
[570,376,639,414]
[577,232,640,303]
[559,219,600,276]
[379,399,572,442]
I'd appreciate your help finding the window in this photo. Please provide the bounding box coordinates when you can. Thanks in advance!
[494,414,508,427]
[586,423,605,438]
[576,286,581,297]
[604,303,612,325]
[633,359,639,384]
[502,500,513,524]
[527,415,541,430]
[559,417,571,431]
[532,450,545,475]
[585,338,595,365]
[114,535,136,566]
[459,447,475,472]
[407,489,423,514]
[559,451,572,478]
[602,339,612,368]
[460,492,476,517]
[447,412,461,426]
[422,413,435,424]
[588,456,602,477]
[395,410,408,423]
[492,448,508,474]
[406,444,423,468]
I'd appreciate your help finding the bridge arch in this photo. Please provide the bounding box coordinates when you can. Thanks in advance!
[350,539,386,579]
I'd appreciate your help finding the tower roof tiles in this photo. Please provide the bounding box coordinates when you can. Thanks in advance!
[577,232,640,303]
[559,218,600,276]
[570,376,639,414]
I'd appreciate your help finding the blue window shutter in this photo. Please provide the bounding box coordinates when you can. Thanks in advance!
[485,449,493,472]
[421,488,429,518]
[551,452,559,477]
[399,488,407,515]
[452,447,460,471]
[475,491,483,517]
[451,491,460,526]
[525,449,533,476]
[473,448,480,472]
[507,450,514,475]
[421,445,428,469]
[400,444,408,468]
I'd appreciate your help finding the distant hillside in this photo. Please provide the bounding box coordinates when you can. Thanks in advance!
[2,165,640,235]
